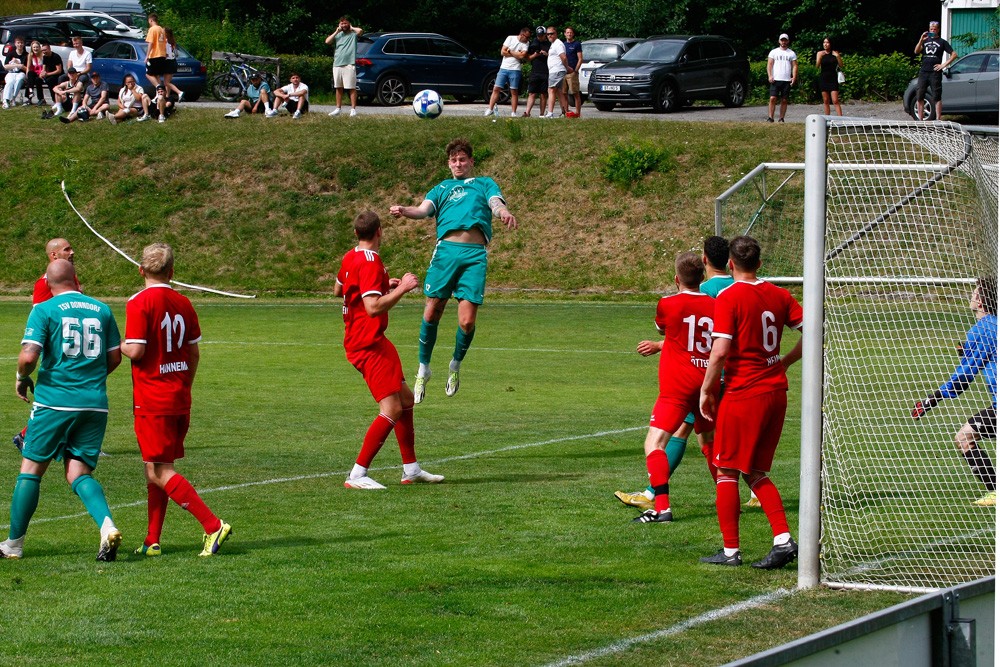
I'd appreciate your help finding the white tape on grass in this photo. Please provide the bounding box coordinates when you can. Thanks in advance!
[60,181,257,299]
[0,426,645,531]
[538,588,796,667]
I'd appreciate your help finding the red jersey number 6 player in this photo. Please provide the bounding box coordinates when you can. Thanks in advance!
[699,236,803,569]
[335,212,444,489]
[121,244,232,557]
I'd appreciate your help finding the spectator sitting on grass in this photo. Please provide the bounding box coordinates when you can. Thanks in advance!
[267,72,308,118]
[152,83,176,123]
[224,71,271,118]
[59,70,110,123]
[45,67,84,119]
[107,73,151,124]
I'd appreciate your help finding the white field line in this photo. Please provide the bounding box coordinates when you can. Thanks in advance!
[538,589,796,667]
[0,426,645,531]
[199,340,635,354]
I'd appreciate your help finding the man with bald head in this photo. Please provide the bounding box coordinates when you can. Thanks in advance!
[2,259,124,561]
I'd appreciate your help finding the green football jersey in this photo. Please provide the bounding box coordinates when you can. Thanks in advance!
[701,275,734,298]
[425,177,505,243]
[21,291,121,411]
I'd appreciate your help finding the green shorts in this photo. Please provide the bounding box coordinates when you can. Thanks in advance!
[424,240,488,305]
[23,406,108,470]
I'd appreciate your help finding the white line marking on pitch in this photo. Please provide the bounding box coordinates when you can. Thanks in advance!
[538,589,796,667]
[200,341,635,354]
[0,426,645,531]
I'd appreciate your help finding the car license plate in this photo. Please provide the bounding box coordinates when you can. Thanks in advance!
[601,84,620,92]
[177,67,191,73]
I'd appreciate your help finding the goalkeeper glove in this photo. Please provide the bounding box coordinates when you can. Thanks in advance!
[912,390,943,419]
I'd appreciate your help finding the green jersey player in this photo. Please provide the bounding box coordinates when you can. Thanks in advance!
[390,138,518,403]
[1,259,124,561]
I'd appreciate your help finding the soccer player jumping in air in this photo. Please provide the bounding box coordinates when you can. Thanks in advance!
[913,277,998,507]
[699,236,803,569]
[121,244,232,557]
[335,212,444,489]
[390,138,518,403]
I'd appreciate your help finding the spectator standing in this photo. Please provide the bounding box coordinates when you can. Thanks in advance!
[326,17,363,117]
[522,27,549,117]
[223,71,271,117]
[766,33,797,123]
[915,20,957,120]
[269,72,309,118]
[816,37,843,116]
[2,36,28,109]
[162,27,184,102]
[562,27,583,117]
[25,41,45,106]
[485,27,530,118]
[145,13,167,88]
[59,70,110,123]
[107,73,150,124]
[543,26,569,119]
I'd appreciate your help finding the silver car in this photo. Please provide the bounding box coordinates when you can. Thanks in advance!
[903,49,998,120]
[579,37,641,99]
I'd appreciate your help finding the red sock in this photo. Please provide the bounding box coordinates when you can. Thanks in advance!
[751,476,790,537]
[715,475,741,549]
[145,483,168,546]
[20,426,26,438]
[701,442,718,481]
[164,474,221,535]
[357,413,395,468]
[646,449,670,512]
[394,407,416,464]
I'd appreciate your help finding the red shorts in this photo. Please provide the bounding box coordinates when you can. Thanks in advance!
[714,389,787,474]
[134,413,190,464]
[347,337,404,402]
[650,394,712,435]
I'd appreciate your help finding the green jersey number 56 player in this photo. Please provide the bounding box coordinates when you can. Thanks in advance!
[390,137,518,403]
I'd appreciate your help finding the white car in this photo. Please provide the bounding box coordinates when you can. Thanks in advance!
[35,10,143,39]
[579,37,642,98]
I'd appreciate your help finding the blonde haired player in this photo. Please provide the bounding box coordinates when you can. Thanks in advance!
[121,243,232,557]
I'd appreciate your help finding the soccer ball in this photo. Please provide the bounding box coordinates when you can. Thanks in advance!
[412,90,444,119]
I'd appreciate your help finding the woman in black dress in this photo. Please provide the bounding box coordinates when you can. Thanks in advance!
[815,37,844,115]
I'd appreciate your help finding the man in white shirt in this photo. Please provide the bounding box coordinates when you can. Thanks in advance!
[766,33,797,123]
[543,26,569,119]
[268,72,309,118]
[484,27,530,118]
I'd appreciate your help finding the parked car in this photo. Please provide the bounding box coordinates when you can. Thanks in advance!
[1,16,113,50]
[34,10,143,39]
[578,37,642,98]
[356,32,505,105]
[64,0,144,13]
[0,23,92,64]
[903,49,999,120]
[588,35,749,113]
[90,38,206,100]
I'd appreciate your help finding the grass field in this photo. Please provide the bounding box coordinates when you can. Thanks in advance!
[0,297,911,666]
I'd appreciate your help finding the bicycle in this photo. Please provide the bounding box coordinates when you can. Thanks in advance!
[210,53,280,103]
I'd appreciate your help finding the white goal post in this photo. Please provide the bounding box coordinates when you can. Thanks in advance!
[799,117,999,593]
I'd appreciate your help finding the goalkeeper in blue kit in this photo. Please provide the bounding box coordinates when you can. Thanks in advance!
[913,277,998,506]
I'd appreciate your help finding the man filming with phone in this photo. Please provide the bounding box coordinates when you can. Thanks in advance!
[914,20,957,120]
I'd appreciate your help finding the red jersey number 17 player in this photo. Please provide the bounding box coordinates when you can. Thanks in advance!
[699,236,803,569]
[633,252,716,524]
[335,211,444,490]
[121,244,232,557]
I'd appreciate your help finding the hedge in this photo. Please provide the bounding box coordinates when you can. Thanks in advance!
[746,52,918,105]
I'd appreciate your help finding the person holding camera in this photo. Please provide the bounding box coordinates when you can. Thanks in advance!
[914,20,957,120]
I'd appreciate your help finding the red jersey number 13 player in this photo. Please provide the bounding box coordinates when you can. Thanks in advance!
[335,211,444,489]
[121,244,232,557]
[699,236,803,569]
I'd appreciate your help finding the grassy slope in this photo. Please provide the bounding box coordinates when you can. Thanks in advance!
[0,108,803,296]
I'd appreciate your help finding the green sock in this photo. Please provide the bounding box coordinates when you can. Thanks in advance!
[419,319,439,365]
[454,326,476,362]
[666,436,688,475]
[71,475,112,529]
[9,473,41,540]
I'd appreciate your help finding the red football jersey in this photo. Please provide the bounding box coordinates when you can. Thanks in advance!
[125,283,202,415]
[711,280,803,398]
[337,247,390,353]
[33,273,82,304]
[654,291,715,397]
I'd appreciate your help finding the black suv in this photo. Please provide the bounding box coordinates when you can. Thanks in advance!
[588,35,748,113]
[1,16,108,50]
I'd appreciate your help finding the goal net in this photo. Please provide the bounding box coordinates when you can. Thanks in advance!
[800,118,998,592]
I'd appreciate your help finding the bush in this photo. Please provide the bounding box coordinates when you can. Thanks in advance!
[745,52,918,105]
[162,9,274,73]
[600,142,673,187]
[272,54,332,94]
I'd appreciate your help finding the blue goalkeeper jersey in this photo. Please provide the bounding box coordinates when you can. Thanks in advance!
[939,314,998,407]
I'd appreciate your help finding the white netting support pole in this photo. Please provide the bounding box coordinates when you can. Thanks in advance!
[799,115,828,589]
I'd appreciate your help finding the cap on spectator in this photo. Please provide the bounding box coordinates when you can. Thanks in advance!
[536,26,545,35]
[250,71,262,79]
[66,67,77,74]
[156,83,165,90]
[90,70,100,77]
[779,33,790,41]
